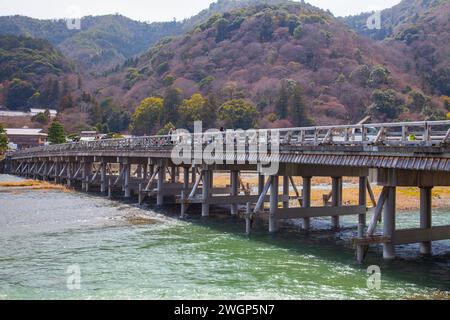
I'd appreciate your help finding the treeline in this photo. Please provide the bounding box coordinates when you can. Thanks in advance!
[126,80,311,136]
[0,35,74,111]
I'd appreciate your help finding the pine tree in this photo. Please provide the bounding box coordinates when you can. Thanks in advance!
[0,124,8,152]
[163,87,182,124]
[47,120,66,145]
[275,82,289,119]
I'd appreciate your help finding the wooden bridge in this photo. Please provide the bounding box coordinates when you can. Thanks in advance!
[3,120,450,261]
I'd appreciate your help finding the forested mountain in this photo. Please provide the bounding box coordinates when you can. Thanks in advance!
[92,1,446,133]
[344,0,450,96]
[343,0,448,40]
[0,15,182,71]
[0,0,293,71]
[0,0,448,135]
[0,35,75,111]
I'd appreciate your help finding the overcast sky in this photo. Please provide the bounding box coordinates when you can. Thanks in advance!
[0,0,402,21]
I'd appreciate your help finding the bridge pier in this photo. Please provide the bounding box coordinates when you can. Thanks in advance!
[302,177,311,230]
[66,162,72,188]
[356,176,367,262]
[230,170,239,215]
[202,168,211,217]
[383,186,396,260]
[331,177,342,229]
[283,176,289,209]
[420,187,432,255]
[100,161,107,193]
[269,175,279,233]
[157,161,165,206]
[258,174,264,194]
[123,160,131,198]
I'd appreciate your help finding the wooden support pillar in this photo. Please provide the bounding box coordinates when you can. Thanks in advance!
[269,175,279,233]
[170,166,176,183]
[67,162,72,188]
[84,162,91,192]
[230,170,239,215]
[191,166,196,184]
[82,161,91,191]
[138,183,143,205]
[383,187,396,260]
[54,162,59,183]
[181,167,190,217]
[157,162,165,206]
[283,176,289,209]
[202,169,211,217]
[331,177,342,229]
[258,174,265,194]
[420,187,432,255]
[143,164,148,180]
[123,162,131,198]
[302,177,312,230]
[101,161,107,193]
[209,170,214,189]
[108,178,112,199]
[183,167,190,188]
[356,176,367,262]
[245,202,252,235]
[149,164,155,178]
[136,164,142,179]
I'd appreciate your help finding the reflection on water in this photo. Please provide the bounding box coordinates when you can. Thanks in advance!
[0,174,449,299]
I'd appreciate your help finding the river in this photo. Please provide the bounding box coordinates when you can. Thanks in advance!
[0,174,449,300]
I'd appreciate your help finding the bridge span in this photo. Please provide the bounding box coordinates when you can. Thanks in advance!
[2,120,450,261]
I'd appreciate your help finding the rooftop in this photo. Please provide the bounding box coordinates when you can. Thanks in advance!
[5,128,48,136]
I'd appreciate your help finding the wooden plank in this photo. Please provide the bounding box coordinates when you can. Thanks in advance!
[253,176,272,213]
[366,180,377,208]
[276,205,366,220]
[393,226,450,245]
[367,187,388,236]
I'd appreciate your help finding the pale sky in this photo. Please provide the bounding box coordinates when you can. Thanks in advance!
[0,0,402,22]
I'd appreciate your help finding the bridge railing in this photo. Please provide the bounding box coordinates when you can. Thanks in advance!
[6,120,450,158]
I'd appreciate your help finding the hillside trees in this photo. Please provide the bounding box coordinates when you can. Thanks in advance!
[130,97,164,135]
[218,99,258,129]
[5,78,36,110]
[0,124,8,152]
[89,98,130,134]
[178,93,207,129]
[163,87,183,124]
[274,80,310,126]
[48,120,66,144]
[369,89,405,120]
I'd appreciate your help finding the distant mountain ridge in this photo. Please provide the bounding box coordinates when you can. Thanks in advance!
[344,0,450,96]
[0,0,296,71]
[93,1,447,127]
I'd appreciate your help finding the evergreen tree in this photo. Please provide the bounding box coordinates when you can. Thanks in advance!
[163,87,182,124]
[0,124,8,152]
[275,82,289,119]
[48,120,66,144]
[288,85,311,126]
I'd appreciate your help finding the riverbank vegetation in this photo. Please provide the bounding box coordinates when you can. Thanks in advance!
[0,179,69,191]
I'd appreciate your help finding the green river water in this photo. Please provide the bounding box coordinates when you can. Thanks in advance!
[0,174,449,299]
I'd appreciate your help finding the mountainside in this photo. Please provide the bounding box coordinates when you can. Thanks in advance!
[0,0,294,72]
[0,0,448,135]
[94,1,446,130]
[344,0,450,96]
[0,15,182,71]
[343,0,448,40]
[0,35,75,111]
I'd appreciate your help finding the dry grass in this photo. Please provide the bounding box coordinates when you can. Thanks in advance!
[0,180,69,192]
